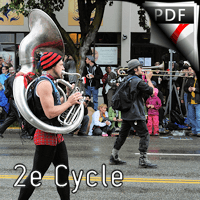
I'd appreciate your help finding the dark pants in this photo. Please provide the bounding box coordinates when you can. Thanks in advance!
[93,125,109,136]
[159,106,164,126]
[93,117,110,136]
[79,115,90,134]
[114,120,149,153]
[18,141,70,200]
[0,107,7,120]
[102,89,108,106]
[0,99,22,134]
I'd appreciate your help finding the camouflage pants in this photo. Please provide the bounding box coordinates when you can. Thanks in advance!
[113,120,149,153]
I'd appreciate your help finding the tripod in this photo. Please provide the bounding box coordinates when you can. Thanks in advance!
[164,49,184,122]
[164,82,183,118]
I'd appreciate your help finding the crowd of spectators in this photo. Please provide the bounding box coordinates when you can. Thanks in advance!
[72,57,197,137]
[0,57,17,138]
[0,57,13,115]
[0,54,198,138]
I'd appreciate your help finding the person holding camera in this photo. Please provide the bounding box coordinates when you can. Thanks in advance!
[84,94,94,108]
[106,66,122,109]
[76,98,90,136]
[82,55,103,111]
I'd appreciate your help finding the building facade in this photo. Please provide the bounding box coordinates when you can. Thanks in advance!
[0,1,185,75]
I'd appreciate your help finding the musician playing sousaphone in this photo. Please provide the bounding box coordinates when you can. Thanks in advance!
[18,52,83,199]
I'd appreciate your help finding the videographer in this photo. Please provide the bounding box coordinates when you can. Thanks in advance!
[106,66,122,109]
[84,94,94,108]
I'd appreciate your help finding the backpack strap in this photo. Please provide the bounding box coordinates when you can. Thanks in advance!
[38,76,61,106]
[39,76,58,93]
[127,75,140,82]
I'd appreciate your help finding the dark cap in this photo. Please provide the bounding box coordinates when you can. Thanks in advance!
[127,59,142,72]
[86,55,95,62]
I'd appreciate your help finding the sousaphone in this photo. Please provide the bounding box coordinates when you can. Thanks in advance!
[13,9,84,134]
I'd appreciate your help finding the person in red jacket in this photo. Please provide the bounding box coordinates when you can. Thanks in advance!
[146,88,162,136]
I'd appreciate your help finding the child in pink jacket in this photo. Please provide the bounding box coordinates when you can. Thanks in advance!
[146,88,162,135]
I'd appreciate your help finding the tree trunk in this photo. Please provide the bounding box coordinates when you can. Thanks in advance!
[78,0,106,75]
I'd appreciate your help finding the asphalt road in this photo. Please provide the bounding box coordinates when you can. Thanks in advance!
[0,130,200,200]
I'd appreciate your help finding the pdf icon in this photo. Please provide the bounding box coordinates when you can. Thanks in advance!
[154,7,194,23]
[147,6,194,23]
[142,1,199,71]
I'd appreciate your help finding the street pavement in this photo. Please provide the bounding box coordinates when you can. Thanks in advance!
[0,130,200,200]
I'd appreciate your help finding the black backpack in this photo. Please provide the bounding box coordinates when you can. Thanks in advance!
[111,76,139,112]
[170,110,185,125]
[21,79,38,137]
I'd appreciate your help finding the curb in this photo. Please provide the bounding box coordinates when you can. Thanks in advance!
[4,127,21,134]
[7,127,21,130]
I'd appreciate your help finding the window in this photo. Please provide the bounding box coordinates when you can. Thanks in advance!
[16,33,24,44]
[0,33,15,43]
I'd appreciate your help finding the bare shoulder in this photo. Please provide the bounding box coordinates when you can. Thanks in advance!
[37,80,53,96]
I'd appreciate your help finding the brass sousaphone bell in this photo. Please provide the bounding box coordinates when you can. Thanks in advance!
[13,9,84,134]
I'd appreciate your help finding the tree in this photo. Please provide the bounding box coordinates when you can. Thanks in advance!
[0,0,110,76]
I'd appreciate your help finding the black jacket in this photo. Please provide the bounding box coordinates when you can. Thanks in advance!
[82,63,103,89]
[121,75,154,121]
[184,77,200,104]
[4,73,15,99]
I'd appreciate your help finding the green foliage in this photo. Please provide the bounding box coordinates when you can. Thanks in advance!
[138,6,150,33]
[0,0,65,17]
